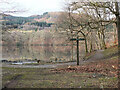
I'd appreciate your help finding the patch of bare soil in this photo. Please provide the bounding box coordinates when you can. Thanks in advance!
[4,74,22,88]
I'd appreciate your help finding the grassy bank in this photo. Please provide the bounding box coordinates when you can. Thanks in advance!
[2,59,118,88]
[84,45,118,60]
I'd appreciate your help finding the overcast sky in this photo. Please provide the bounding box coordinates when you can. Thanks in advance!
[8,0,65,17]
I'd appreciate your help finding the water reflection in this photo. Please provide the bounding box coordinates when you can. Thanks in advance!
[2,45,75,62]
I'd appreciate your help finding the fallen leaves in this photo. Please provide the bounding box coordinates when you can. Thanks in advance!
[112,65,118,70]
[52,59,118,77]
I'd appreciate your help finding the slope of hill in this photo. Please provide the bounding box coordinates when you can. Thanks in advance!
[30,12,62,23]
[1,13,32,26]
[84,45,118,61]
[1,12,62,23]
[1,12,62,29]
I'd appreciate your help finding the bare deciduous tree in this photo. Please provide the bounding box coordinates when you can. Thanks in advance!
[57,1,120,53]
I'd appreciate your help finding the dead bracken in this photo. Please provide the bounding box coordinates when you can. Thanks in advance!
[52,59,118,77]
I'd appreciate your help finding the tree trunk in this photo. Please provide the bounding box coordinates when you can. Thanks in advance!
[102,30,107,49]
[71,41,73,61]
[117,14,120,49]
[115,2,120,51]
[115,2,120,89]
[95,38,100,50]
[116,10,120,69]
[84,37,88,53]
[77,37,79,65]
[90,40,93,53]
[97,31,103,49]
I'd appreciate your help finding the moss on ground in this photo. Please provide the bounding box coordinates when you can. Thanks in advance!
[102,45,118,57]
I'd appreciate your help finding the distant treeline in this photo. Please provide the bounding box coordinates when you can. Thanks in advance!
[30,22,53,27]
[3,20,53,27]
[2,14,53,28]
[2,15,32,26]
[2,12,53,28]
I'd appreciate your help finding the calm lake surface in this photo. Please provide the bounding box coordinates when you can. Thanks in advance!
[2,45,85,62]
[2,45,72,61]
